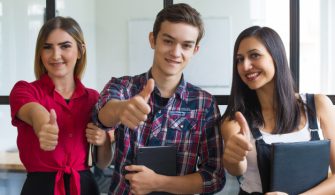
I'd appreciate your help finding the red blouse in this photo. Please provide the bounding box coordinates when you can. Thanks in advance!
[10,74,99,195]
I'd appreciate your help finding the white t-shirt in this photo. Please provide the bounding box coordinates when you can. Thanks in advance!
[240,94,324,193]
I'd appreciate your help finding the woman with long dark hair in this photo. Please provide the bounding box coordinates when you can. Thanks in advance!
[221,26,335,194]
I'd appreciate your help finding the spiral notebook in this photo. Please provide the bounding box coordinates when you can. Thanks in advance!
[270,140,330,195]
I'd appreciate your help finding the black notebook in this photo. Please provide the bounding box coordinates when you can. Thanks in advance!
[270,140,330,195]
[135,145,177,195]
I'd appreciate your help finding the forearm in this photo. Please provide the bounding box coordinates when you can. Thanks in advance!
[300,174,335,195]
[98,99,123,127]
[155,172,203,194]
[17,102,49,135]
[96,138,112,169]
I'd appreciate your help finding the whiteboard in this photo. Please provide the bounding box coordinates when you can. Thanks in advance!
[128,17,232,94]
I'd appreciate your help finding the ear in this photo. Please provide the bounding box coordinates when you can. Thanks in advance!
[193,45,200,55]
[78,44,86,59]
[149,32,155,49]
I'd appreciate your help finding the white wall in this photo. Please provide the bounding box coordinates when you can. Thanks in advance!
[95,0,162,91]
[57,0,97,90]
[94,0,253,94]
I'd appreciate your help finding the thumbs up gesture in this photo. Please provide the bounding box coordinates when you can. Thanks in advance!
[38,109,59,151]
[223,112,253,164]
[119,79,155,129]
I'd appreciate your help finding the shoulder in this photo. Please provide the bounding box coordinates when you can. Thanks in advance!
[9,80,42,115]
[85,87,99,96]
[12,80,34,89]
[314,94,334,120]
[108,74,146,90]
[85,87,100,100]
[185,82,215,102]
[313,94,335,137]
[183,83,220,116]
[314,94,333,113]
[298,93,332,112]
[10,80,41,97]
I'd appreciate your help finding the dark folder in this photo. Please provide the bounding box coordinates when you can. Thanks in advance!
[135,145,177,195]
[270,140,330,195]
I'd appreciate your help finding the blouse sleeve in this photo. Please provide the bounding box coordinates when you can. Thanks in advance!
[9,81,39,127]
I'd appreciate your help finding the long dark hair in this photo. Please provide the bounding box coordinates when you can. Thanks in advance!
[223,26,301,134]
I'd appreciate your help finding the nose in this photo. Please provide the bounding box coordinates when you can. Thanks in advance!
[52,48,61,60]
[170,44,182,57]
[240,58,253,71]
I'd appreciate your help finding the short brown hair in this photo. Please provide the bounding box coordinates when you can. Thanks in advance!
[34,16,86,79]
[152,3,204,45]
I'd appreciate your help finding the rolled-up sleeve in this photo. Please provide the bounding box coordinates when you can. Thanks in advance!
[92,77,128,129]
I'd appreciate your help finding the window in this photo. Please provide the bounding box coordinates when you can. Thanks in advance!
[300,0,335,94]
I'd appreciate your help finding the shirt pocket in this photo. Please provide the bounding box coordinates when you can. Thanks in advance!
[166,110,201,145]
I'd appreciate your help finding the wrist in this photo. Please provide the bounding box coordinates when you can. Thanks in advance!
[154,174,169,192]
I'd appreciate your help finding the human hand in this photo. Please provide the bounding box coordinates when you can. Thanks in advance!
[86,122,107,146]
[223,112,253,164]
[38,109,59,151]
[124,165,158,195]
[107,129,115,142]
[119,79,155,129]
[265,192,288,195]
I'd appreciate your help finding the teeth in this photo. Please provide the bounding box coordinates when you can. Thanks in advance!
[246,72,259,79]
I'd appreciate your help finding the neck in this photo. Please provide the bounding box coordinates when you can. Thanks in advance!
[256,82,275,111]
[51,76,76,99]
[256,83,276,132]
[151,69,181,98]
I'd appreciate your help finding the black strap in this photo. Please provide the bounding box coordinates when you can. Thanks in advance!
[250,127,266,144]
[306,93,321,140]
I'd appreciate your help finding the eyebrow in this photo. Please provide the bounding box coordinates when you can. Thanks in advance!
[237,49,261,56]
[162,33,196,44]
[44,41,73,46]
[247,49,260,53]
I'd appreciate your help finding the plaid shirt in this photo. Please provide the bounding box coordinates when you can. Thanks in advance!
[92,71,225,194]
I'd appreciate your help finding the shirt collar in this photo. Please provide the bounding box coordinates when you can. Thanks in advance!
[40,74,86,99]
[40,74,55,94]
[146,69,186,99]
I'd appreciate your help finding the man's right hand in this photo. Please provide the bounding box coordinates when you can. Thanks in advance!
[37,109,59,151]
[223,112,253,164]
[118,79,155,129]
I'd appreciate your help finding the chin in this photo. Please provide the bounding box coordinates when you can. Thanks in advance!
[246,83,261,90]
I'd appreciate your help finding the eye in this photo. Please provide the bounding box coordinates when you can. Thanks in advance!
[182,43,193,49]
[61,44,72,49]
[250,53,261,59]
[163,39,173,45]
[236,56,244,64]
[43,45,52,49]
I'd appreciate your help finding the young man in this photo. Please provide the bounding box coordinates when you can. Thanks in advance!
[93,3,225,194]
